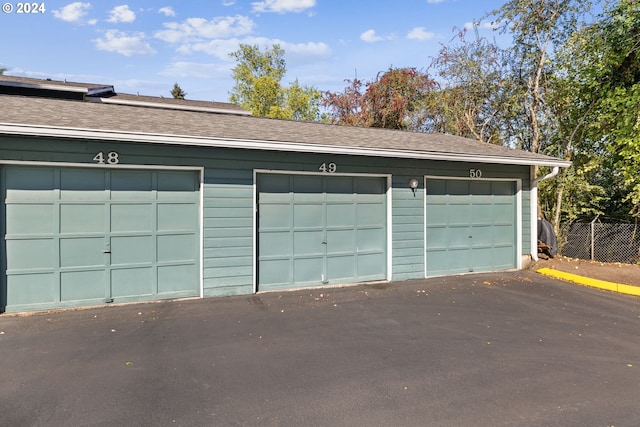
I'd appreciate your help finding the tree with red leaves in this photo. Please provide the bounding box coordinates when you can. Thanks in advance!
[323,67,435,131]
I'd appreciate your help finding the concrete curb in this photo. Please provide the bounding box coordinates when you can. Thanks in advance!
[537,267,640,297]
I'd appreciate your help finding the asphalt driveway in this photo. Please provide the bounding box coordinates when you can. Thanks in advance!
[1,271,640,427]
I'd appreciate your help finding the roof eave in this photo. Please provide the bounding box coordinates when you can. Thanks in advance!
[0,123,572,168]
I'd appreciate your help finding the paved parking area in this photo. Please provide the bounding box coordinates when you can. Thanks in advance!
[2,270,640,427]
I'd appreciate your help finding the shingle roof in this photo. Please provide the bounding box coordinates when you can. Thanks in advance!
[0,87,570,168]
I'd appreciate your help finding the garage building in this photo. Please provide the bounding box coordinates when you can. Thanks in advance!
[0,77,570,313]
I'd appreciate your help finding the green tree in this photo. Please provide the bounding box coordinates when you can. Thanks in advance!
[426,28,511,144]
[555,0,640,218]
[487,0,589,156]
[171,82,186,99]
[229,44,323,121]
[485,0,592,227]
[281,79,326,122]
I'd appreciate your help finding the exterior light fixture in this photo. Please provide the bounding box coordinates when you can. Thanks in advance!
[408,178,420,196]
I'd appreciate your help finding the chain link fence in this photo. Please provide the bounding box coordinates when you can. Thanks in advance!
[560,218,640,264]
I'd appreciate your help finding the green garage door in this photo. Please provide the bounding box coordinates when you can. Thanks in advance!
[257,174,387,291]
[426,179,517,277]
[1,166,200,312]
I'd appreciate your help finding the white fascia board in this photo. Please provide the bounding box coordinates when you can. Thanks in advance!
[0,123,572,168]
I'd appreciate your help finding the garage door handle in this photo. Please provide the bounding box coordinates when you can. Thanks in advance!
[102,250,111,253]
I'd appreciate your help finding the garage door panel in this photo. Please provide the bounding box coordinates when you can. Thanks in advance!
[470,181,492,195]
[60,169,106,199]
[260,231,292,256]
[60,237,104,267]
[7,274,55,305]
[327,256,356,280]
[111,267,153,297]
[448,226,472,246]
[325,176,353,194]
[293,230,323,255]
[157,203,196,231]
[2,166,201,312]
[6,204,54,234]
[260,204,291,227]
[294,175,323,193]
[327,204,355,227]
[356,253,385,277]
[470,226,493,245]
[111,236,153,265]
[294,204,323,227]
[5,167,55,200]
[356,177,386,194]
[157,171,199,198]
[493,181,514,195]
[259,259,290,286]
[158,265,198,293]
[449,205,471,224]
[448,181,470,195]
[426,205,448,226]
[327,229,355,253]
[426,178,516,277]
[425,227,448,249]
[157,234,197,262]
[357,228,385,251]
[293,258,323,283]
[258,174,387,291]
[111,204,153,232]
[110,171,153,200]
[61,271,105,301]
[357,203,385,225]
[6,239,54,270]
[492,205,514,223]
[60,204,105,233]
[493,226,515,245]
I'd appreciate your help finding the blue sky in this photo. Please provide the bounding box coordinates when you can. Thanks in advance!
[1,0,507,102]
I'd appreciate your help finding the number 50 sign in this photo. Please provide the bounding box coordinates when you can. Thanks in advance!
[469,168,482,178]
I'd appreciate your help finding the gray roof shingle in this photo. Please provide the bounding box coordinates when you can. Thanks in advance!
[0,92,570,167]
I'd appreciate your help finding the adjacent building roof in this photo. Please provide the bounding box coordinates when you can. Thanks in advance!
[0,76,570,167]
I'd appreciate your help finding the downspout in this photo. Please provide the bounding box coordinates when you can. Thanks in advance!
[530,166,560,261]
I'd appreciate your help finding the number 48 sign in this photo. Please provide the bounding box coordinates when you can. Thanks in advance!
[93,152,120,165]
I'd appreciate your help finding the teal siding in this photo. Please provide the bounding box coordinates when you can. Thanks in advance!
[0,136,536,311]
[202,180,253,297]
[391,175,425,280]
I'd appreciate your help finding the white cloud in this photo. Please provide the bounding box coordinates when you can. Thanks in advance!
[107,5,136,23]
[176,39,242,59]
[155,15,254,44]
[177,36,330,61]
[251,0,315,14]
[360,29,395,43]
[52,2,93,24]
[94,30,156,56]
[407,27,435,41]
[158,6,175,17]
